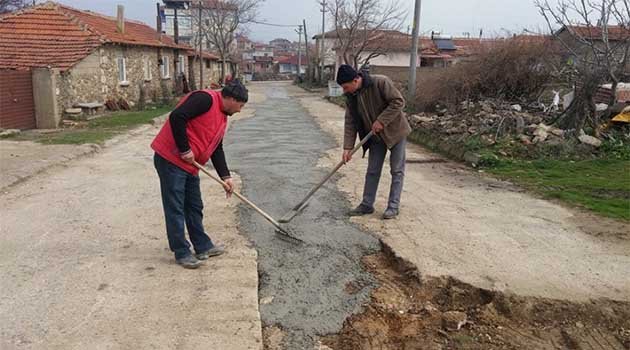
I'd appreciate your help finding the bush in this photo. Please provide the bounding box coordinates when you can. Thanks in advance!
[414,39,557,111]
[600,138,630,160]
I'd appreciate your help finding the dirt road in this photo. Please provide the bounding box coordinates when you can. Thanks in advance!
[2,81,628,350]
[0,124,262,349]
[295,83,630,302]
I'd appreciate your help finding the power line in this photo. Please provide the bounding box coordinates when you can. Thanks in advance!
[250,20,300,28]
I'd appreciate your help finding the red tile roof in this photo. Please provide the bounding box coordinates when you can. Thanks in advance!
[0,3,104,70]
[358,33,481,58]
[0,1,186,70]
[254,56,273,62]
[562,25,630,41]
[277,55,306,65]
[185,50,220,60]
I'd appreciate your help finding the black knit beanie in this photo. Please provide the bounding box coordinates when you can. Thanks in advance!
[336,64,358,85]
[222,79,248,102]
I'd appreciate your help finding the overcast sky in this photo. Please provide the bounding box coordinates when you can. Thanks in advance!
[53,0,559,43]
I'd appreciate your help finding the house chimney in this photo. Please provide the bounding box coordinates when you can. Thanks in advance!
[117,5,125,34]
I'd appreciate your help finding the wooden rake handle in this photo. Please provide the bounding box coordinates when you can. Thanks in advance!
[192,161,284,229]
[290,130,375,212]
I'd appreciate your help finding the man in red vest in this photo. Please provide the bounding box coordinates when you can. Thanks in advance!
[151,80,248,269]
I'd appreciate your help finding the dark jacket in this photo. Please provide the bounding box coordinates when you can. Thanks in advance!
[344,73,411,151]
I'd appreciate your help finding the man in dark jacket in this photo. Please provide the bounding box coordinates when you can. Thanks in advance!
[151,80,248,269]
[337,64,411,219]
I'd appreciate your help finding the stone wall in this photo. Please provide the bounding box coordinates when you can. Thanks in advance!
[187,56,222,90]
[55,44,177,116]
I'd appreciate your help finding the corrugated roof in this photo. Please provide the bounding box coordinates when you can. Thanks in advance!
[0,1,187,70]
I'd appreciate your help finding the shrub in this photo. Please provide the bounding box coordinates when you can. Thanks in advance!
[414,39,556,111]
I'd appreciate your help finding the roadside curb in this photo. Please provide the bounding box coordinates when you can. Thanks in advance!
[0,143,101,193]
[0,112,171,193]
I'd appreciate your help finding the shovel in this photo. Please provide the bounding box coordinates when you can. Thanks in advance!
[193,161,303,244]
[279,131,374,223]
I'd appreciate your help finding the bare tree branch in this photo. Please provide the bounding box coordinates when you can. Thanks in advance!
[192,0,262,81]
[535,0,630,131]
[0,0,30,13]
[327,0,405,68]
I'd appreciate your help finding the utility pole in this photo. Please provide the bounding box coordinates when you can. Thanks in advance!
[408,0,422,106]
[295,24,303,79]
[156,2,163,65]
[319,0,326,84]
[303,19,311,84]
[173,6,181,94]
[198,1,203,88]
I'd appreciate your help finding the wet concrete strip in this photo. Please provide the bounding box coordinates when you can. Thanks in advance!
[225,82,381,348]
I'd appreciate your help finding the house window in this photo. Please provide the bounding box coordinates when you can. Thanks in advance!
[143,57,152,81]
[161,56,170,79]
[117,57,127,84]
[178,55,186,75]
[205,59,211,69]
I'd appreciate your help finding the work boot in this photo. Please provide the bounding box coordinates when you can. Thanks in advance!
[347,204,375,217]
[195,245,225,260]
[382,208,399,220]
[176,255,203,269]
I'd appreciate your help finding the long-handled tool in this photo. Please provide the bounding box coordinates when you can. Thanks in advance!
[279,131,375,223]
[193,161,303,244]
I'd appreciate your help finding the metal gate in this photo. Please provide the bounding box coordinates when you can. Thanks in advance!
[0,69,36,129]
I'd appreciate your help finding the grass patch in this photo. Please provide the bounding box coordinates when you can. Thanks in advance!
[485,158,630,220]
[10,105,173,145]
[38,130,119,145]
[407,126,629,220]
[327,95,346,108]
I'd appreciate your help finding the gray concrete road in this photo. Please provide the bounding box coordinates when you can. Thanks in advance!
[0,121,262,349]
[225,82,380,349]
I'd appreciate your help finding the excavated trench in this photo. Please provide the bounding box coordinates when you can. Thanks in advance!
[225,82,630,349]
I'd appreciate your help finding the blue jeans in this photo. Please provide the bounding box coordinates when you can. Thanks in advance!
[361,139,406,210]
[154,153,215,260]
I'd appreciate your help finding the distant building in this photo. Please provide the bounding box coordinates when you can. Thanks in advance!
[269,38,292,51]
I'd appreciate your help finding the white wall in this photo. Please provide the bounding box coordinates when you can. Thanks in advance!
[315,38,338,66]
[333,50,421,68]
[365,51,420,67]
[278,63,306,74]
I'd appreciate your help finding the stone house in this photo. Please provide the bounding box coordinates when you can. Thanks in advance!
[276,55,307,75]
[555,25,630,74]
[0,2,221,129]
[320,29,481,74]
[160,0,237,82]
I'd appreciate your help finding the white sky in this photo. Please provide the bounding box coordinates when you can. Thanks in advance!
[53,0,560,43]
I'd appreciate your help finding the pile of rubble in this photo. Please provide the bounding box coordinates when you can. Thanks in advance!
[407,99,605,151]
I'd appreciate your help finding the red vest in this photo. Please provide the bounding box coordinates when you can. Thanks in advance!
[151,89,227,175]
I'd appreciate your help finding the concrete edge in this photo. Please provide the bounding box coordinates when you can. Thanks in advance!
[0,144,101,193]
[0,112,171,193]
